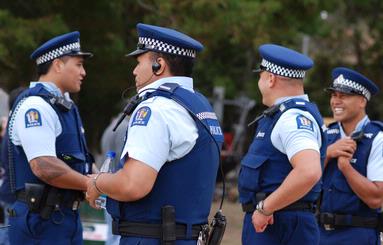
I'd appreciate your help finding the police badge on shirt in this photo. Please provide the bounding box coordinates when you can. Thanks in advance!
[131,106,151,127]
[25,108,42,128]
[296,115,313,131]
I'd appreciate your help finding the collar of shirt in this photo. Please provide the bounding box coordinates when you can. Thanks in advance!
[138,76,194,97]
[273,94,309,106]
[30,81,63,97]
[30,81,72,101]
[338,115,370,138]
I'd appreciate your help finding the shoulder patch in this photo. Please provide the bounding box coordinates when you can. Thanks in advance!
[25,108,42,128]
[296,115,313,131]
[131,106,152,127]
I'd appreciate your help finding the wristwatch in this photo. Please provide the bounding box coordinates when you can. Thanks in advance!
[256,200,273,216]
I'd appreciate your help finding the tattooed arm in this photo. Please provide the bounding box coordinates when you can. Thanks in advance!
[30,156,88,191]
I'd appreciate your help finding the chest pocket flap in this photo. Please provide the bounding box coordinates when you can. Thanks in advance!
[239,154,268,192]
[241,154,268,169]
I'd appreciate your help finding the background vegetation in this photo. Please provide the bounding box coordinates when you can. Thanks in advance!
[1,0,382,151]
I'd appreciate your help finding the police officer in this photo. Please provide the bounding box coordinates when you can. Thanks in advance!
[3,31,93,245]
[85,23,224,245]
[318,67,383,245]
[239,44,326,244]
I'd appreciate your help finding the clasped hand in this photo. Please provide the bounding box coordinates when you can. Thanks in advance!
[327,137,356,171]
[85,174,102,209]
[252,211,274,233]
[327,137,356,159]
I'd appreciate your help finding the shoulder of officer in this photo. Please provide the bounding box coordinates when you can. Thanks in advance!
[15,96,58,122]
[277,108,318,133]
[17,96,53,113]
[369,120,383,129]
[130,96,190,129]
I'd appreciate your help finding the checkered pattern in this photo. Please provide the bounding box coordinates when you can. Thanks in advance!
[138,37,196,58]
[196,112,218,120]
[333,74,371,100]
[36,42,80,65]
[261,59,306,79]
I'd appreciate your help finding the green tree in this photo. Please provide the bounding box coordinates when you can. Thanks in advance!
[0,0,382,151]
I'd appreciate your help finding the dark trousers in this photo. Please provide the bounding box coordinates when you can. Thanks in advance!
[119,237,197,245]
[242,211,319,245]
[9,201,82,245]
[319,226,380,245]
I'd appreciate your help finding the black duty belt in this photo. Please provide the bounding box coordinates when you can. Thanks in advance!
[318,212,379,230]
[0,205,4,224]
[242,201,315,213]
[112,220,205,239]
[16,190,82,210]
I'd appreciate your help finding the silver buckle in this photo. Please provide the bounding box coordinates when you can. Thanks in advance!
[197,231,205,245]
[72,200,80,211]
[324,224,334,231]
[197,224,209,245]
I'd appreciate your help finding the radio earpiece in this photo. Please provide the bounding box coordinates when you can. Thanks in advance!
[152,61,161,74]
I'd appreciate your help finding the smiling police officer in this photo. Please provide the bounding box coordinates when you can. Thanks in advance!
[319,67,383,245]
[85,23,223,245]
[239,44,327,245]
[3,31,93,245]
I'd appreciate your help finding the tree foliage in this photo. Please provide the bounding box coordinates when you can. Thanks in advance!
[0,0,382,151]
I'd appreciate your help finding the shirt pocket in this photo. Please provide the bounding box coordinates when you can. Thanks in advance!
[238,154,268,193]
[331,176,360,213]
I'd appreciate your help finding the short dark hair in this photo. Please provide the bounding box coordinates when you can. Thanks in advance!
[36,56,71,77]
[36,61,53,77]
[151,52,195,77]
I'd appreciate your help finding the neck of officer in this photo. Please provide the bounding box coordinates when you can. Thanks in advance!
[340,109,367,136]
[137,69,173,92]
[269,78,305,107]
[38,73,64,94]
[154,70,173,81]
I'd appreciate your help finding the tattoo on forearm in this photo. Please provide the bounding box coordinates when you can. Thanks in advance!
[31,157,68,182]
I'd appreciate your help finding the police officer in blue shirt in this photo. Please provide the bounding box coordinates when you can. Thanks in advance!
[239,44,327,245]
[2,31,93,245]
[85,23,224,245]
[318,67,383,245]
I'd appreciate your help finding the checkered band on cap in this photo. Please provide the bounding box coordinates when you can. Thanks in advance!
[36,42,80,65]
[261,59,306,79]
[138,37,196,58]
[333,74,371,100]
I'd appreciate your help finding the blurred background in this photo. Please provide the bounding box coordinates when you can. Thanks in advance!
[1,0,383,244]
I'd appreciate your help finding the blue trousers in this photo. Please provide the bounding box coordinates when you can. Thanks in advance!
[242,211,319,245]
[119,237,197,244]
[319,226,380,245]
[0,202,11,245]
[8,201,82,245]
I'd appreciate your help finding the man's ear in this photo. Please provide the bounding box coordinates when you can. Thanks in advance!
[155,57,167,75]
[52,59,64,73]
[268,73,277,88]
[360,96,368,109]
